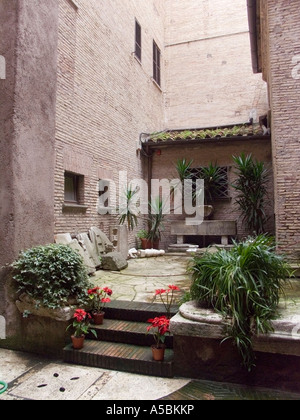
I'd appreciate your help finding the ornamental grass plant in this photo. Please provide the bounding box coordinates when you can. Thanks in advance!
[189,235,293,370]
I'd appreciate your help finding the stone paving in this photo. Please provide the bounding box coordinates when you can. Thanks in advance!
[90,255,192,303]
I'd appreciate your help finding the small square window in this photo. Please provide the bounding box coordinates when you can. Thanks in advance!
[64,172,83,204]
[135,20,142,62]
[153,41,161,86]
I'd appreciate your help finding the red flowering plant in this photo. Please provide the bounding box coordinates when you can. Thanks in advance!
[66,309,97,338]
[147,316,170,349]
[88,286,113,314]
[153,285,181,318]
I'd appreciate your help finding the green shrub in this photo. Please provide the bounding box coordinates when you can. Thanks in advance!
[12,244,91,310]
[189,235,293,370]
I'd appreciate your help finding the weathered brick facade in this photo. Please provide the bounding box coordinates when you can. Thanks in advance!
[252,0,300,259]
[54,0,166,243]
[164,0,268,129]
[54,0,269,246]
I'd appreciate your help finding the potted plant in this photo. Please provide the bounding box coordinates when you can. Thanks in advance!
[153,285,181,319]
[198,163,227,206]
[147,197,165,249]
[147,316,170,361]
[66,309,97,350]
[88,286,113,325]
[137,229,151,250]
[175,158,227,219]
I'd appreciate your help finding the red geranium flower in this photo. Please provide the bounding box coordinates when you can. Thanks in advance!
[147,316,170,348]
[168,285,180,291]
[155,289,167,295]
[153,285,181,318]
[88,286,113,313]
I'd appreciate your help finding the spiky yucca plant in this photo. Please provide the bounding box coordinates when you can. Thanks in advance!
[232,153,270,235]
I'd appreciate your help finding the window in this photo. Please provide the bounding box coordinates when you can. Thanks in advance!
[153,41,161,86]
[190,167,230,200]
[64,172,84,204]
[135,20,142,62]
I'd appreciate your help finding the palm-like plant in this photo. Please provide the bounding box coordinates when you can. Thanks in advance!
[147,197,165,242]
[198,163,228,204]
[189,235,293,371]
[118,186,139,231]
[232,153,270,235]
[175,158,193,183]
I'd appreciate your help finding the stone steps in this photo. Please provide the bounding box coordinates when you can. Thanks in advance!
[63,301,178,378]
[63,341,174,378]
[89,319,174,347]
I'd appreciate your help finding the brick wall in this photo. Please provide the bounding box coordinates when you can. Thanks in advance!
[54,0,166,244]
[164,0,269,129]
[263,0,300,259]
[150,138,274,249]
[54,0,272,250]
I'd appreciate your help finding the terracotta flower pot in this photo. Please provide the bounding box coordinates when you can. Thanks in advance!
[141,238,160,250]
[71,335,85,350]
[151,345,166,361]
[93,311,105,325]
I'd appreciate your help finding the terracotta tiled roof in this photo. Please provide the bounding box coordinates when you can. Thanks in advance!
[147,124,268,144]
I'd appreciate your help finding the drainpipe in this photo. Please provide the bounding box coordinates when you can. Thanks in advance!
[146,144,153,206]
[247,0,259,74]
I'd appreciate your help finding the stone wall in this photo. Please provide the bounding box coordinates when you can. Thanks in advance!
[0,0,59,345]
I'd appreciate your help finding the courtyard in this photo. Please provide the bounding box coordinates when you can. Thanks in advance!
[2,254,300,401]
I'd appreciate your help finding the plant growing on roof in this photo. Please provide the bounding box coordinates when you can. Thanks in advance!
[189,234,293,371]
[232,153,270,235]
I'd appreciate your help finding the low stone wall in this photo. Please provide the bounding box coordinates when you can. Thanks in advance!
[171,301,300,393]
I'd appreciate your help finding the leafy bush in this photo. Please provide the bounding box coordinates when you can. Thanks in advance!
[189,235,293,370]
[12,244,91,309]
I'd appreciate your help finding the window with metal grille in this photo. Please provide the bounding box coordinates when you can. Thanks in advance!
[135,20,142,62]
[153,41,161,86]
[190,166,230,200]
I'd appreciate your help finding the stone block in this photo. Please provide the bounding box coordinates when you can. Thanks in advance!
[101,252,128,271]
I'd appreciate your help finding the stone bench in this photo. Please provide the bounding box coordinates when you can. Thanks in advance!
[171,220,237,246]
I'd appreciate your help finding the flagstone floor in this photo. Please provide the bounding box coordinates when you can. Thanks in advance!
[91,255,192,303]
